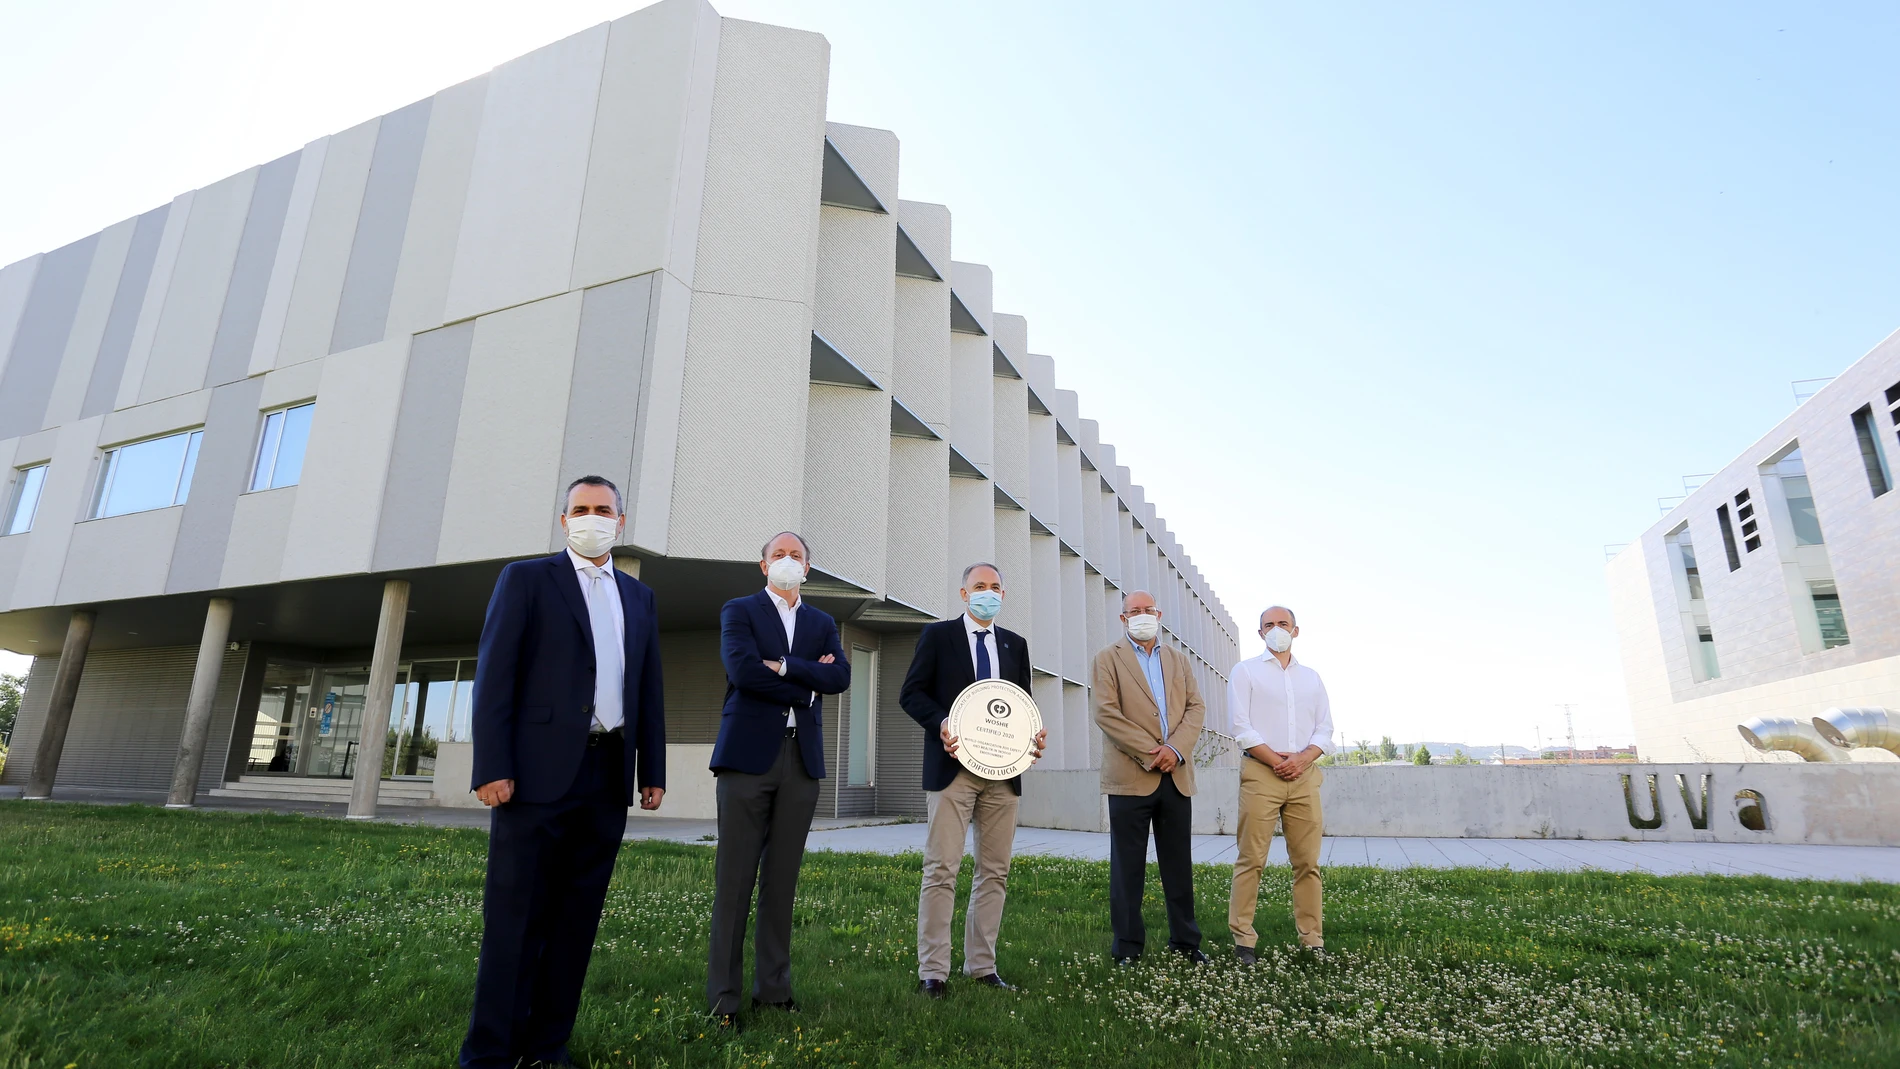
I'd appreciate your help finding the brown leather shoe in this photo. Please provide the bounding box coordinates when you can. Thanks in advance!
[917,979,948,999]
[970,973,1016,991]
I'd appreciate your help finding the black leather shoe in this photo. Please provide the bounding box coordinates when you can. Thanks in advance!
[1177,948,1211,965]
[752,998,799,1013]
[970,973,1016,991]
[1234,945,1258,966]
[917,979,948,999]
[712,1012,743,1033]
[523,1060,577,1069]
[1112,955,1138,967]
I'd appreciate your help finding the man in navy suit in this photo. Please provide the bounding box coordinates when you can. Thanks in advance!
[899,562,1046,998]
[460,476,666,1069]
[705,531,850,1029]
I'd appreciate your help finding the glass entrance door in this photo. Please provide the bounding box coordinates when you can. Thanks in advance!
[248,665,316,774]
[302,668,372,777]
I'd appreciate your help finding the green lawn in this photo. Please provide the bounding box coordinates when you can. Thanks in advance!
[0,804,1894,1068]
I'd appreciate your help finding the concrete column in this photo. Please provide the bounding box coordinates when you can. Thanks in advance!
[612,555,641,580]
[348,579,411,820]
[165,597,236,808]
[24,609,97,800]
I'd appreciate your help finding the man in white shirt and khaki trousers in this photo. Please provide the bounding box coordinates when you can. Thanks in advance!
[1225,605,1334,963]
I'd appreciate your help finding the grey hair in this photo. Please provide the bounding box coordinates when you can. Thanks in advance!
[1259,605,1298,629]
[1120,590,1157,613]
[961,561,1004,585]
[760,531,812,560]
[564,475,623,515]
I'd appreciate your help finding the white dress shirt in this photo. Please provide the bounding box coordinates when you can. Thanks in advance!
[567,548,624,732]
[1226,651,1333,756]
[964,616,999,679]
[767,589,810,727]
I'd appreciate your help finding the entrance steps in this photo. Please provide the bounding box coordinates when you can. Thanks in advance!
[208,775,439,806]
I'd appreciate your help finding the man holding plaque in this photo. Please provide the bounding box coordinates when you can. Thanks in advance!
[1092,590,1208,966]
[900,562,1047,997]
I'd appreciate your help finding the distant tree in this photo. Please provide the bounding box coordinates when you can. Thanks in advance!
[1412,745,1432,766]
[0,672,22,745]
[1449,748,1477,766]
[1402,743,1415,760]
[1378,736,1399,762]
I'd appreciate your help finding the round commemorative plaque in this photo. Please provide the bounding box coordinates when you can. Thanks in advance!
[946,679,1044,780]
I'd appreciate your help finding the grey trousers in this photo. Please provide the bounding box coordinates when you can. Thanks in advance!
[707,737,820,1014]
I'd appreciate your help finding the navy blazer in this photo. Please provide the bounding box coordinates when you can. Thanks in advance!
[470,552,666,805]
[710,590,850,777]
[899,617,1033,795]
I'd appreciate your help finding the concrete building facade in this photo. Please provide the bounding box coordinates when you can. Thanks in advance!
[0,0,1239,820]
[1607,334,1900,763]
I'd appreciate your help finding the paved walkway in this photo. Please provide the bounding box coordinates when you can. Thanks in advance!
[7,787,1895,882]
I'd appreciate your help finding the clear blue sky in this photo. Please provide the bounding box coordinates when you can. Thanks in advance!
[4,2,1896,749]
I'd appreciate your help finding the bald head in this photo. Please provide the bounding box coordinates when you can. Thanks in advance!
[1259,605,1297,630]
[1121,590,1157,615]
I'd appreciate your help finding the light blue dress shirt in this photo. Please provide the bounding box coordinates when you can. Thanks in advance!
[1129,638,1182,762]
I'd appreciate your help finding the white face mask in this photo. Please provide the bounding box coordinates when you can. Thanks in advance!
[767,555,807,591]
[565,514,618,559]
[1125,613,1160,642]
[1262,625,1293,654]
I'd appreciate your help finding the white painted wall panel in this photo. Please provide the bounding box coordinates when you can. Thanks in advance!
[248,138,329,377]
[667,291,809,560]
[218,486,296,589]
[279,337,408,579]
[0,255,44,384]
[571,0,720,290]
[690,18,828,304]
[443,25,608,323]
[885,437,948,616]
[57,505,183,603]
[2,415,99,610]
[138,168,257,403]
[275,121,378,368]
[801,384,887,592]
[436,292,582,564]
[629,271,689,554]
[42,219,135,429]
[384,77,486,339]
[114,192,194,411]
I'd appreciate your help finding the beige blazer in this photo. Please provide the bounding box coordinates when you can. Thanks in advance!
[1093,639,1205,797]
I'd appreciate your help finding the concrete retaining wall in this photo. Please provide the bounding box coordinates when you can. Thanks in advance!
[1024,763,1900,847]
[433,741,719,820]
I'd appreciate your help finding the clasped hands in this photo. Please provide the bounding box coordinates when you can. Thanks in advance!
[1248,744,1316,781]
[940,721,1049,765]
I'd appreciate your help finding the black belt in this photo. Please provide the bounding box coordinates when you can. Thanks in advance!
[586,727,624,749]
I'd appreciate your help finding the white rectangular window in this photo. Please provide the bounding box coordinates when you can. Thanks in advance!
[5,464,48,535]
[1664,523,1719,682]
[250,402,314,491]
[846,647,877,786]
[92,429,202,518]
[1759,442,1850,654]
[1853,404,1892,497]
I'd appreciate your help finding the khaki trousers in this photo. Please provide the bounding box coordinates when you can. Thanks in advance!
[1228,760,1324,949]
[918,769,1019,981]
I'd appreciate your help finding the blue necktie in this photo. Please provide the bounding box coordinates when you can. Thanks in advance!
[974,629,992,680]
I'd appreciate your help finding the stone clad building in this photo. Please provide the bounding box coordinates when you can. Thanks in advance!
[0,0,1239,820]
[1608,335,1899,763]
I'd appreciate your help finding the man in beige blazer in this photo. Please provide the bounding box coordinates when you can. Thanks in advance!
[1092,590,1208,965]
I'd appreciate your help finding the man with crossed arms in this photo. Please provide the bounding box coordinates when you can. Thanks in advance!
[1226,604,1334,962]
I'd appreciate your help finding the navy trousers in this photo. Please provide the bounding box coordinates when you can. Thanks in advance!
[1108,774,1201,959]
[460,740,628,1069]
